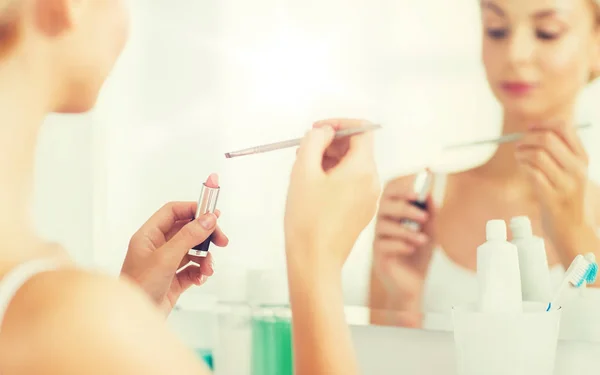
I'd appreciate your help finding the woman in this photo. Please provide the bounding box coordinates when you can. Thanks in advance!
[370,0,600,327]
[0,1,379,375]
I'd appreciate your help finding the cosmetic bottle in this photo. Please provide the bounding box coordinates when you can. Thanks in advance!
[509,216,552,302]
[477,219,522,313]
[248,268,292,375]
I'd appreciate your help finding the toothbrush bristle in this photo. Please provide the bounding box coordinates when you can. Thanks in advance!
[586,263,598,284]
[568,262,590,288]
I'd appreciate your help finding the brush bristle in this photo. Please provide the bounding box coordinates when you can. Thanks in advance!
[224,153,231,158]
[586,263,598,284]
[569,261,591,287]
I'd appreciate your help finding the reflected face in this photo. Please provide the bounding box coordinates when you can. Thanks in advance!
[481,0,600,119]
[55,0,130,113]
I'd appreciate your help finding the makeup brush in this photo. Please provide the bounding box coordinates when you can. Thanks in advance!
[224,123,382,159]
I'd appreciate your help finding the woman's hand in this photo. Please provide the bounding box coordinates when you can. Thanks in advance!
[371,175,437,313]
[121,199,228,315]
[285,119,381,271]
[516,122,599,264]
[284,118,380,375]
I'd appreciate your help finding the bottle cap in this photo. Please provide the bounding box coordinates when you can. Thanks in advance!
[486,219,507,241]
[510,216,533,239]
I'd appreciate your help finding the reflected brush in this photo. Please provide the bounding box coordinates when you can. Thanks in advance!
[444,123,592,150]
[224,123,382,158]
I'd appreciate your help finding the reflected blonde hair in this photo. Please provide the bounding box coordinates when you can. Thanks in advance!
[592,0,600,82]
[0,0,20,57]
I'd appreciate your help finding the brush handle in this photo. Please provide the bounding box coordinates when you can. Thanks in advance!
[225,123,382,158]
[444,123,591,150]
[548,278,569,310]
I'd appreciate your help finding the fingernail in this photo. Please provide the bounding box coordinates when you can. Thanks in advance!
[198,213,216,229]
[199,274,208,284]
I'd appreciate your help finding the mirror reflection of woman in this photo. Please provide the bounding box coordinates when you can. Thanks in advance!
[370,0,600,327]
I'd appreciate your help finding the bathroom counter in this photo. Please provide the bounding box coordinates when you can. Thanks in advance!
[351,324,600,374]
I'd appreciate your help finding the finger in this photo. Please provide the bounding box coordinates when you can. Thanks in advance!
[521,164,553,197]
[374,238,417,256]
[152,212,217,271]
[165,220,189,242]
[197,252,215,276]
[296,125,336,170]
[515,148,563,189]
[378,199,428,223]
[518,130,579,171]
[176,266,206,291]
[210,225,229,247]
[376,220,429,246]
[134,201,197,238]
[383,178,419,200]
[530,122,586,158]
[315,118,375,163]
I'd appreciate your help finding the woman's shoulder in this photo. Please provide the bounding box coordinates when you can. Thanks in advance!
[0,268,203,375]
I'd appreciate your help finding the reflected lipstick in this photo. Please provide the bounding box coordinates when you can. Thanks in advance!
[188,173,220,257]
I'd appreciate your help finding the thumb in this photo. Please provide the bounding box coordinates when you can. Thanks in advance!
[153,213,217,271]
[296,125,336,169]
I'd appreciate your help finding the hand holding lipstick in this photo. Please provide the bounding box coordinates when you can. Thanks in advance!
[121,174,229,315]
[515,122,598,264]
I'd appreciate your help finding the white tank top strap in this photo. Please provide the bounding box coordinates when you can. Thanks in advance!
[0,258,63,333]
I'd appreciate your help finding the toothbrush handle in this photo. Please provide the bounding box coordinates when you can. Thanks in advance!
[549,280,569,309]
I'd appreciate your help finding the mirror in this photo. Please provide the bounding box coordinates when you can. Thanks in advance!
[93,0,600,346]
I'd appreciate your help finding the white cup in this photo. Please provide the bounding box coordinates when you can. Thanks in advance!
[452,302,561,375]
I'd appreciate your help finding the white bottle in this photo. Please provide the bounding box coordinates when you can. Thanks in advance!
[509,216,552,303]
[477,220,523,313]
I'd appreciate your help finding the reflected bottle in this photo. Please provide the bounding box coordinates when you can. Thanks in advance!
[248,268,293,375]
[214,267,252,375]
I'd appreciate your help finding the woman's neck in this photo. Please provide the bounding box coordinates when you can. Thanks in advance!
[0,58,50,249]
[473,108,576,182]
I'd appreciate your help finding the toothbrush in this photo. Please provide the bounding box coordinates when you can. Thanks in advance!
[580,253,599,291]
[546,254,593,311]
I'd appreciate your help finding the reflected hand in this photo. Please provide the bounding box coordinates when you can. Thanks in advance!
[516,122,598,262]
[285,118,381,271]
[121,201,229,315]
[372,175,437,310]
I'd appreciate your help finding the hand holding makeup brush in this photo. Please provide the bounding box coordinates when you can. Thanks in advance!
[285,119,381,270]
[516,121,600,268]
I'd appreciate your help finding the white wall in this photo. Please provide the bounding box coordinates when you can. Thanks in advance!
[33,113,95,267]
[93,0,600,306]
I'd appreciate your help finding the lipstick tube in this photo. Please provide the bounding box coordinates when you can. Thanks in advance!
[401,169,433,232]
[188,183,220,257]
